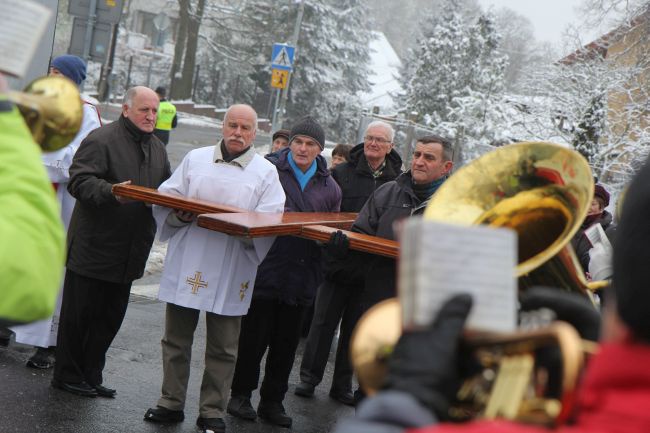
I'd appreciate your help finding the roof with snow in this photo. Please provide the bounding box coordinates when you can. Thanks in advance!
[560,6,650,65]
[359,31,402,112]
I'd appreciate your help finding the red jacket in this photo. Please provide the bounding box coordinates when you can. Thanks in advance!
[409,343,650,433]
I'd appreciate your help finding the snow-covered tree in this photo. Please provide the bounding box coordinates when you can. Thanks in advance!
[196,0,372,141]
[508,2,650,188]
[400,1,509,160]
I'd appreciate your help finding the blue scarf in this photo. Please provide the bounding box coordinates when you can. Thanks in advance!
[288,152,317,191]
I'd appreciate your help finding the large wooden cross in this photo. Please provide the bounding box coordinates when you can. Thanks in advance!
[113,184,397,258]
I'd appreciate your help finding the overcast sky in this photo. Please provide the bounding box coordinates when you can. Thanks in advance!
[477,0,592,45]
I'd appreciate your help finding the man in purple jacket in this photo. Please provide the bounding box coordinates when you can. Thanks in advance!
[226,116,342,428]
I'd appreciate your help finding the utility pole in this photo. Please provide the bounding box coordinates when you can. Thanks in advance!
[80,0,98,92]
[275,0,305,129]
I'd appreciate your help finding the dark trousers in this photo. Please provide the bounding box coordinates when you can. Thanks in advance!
[230,298,305,403]
[53,269,131,385]
[299,280,363,393]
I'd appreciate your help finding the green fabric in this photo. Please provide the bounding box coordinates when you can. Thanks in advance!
[0,105,65,324]
[155,100,177,131]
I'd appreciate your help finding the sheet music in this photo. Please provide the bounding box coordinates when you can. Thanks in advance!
[584,223,612,253]
[399,219,517,333]
[0,0,52,77]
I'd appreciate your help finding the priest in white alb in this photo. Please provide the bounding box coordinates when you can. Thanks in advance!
[144,104,286,433]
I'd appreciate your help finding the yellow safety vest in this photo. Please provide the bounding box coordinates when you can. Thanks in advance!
[156,100,177,131]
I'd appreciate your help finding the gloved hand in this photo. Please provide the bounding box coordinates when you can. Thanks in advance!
[588,243,613,282]
[326,230,350,259]
[383,294,473,420]
[519,286,601,342]
[174,209,196,223]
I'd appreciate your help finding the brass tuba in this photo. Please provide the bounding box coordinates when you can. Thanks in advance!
[351,298,591,426]
[424,141,596,293]
[351,142,599,425]
[9,76,83,152]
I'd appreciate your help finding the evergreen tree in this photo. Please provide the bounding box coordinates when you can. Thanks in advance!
[199,0,372,141]
[401,1,509,158]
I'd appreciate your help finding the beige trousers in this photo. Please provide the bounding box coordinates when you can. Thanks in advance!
[157,303,242,418]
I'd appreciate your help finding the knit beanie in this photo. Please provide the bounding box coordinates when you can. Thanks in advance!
[273,129,291,142]
[290,116,325,150]
[51,55,87,86]
[612,161,650,342]
[594,184,610,208]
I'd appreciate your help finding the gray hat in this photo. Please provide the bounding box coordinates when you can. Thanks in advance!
[290,116,325,150]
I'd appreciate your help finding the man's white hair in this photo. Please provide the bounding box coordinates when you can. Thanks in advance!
[224,104,258,130]
[365,120,395,142]
[123,87,137,107]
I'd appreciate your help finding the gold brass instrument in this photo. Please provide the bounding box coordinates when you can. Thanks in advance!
[351,299,588,426]
[351,143,600,425]
[424,141,596,293]
[9,76,83,152]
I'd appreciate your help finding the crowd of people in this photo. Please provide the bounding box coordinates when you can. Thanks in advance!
[2,51,646,433]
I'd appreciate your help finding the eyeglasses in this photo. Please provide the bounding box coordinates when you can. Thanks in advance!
[364,135,391,144]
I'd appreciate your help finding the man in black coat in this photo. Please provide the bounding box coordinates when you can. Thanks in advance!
[296,120,402,405]
[52,86,171,398]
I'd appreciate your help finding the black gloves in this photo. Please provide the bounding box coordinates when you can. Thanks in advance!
[326,230,350,259]
[383,294,473,420]
[519,286,601,342]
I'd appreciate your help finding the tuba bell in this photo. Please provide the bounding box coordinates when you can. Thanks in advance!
[351,142,600,425]
[9,76,83,152]
[424,141,596,293]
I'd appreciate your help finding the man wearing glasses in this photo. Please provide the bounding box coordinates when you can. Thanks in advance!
[296,121,402,406]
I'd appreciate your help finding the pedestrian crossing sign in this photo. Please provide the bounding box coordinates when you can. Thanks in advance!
[271,68,289,89]
[271,43,295,72]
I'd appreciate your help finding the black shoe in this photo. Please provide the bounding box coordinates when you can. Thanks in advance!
[294,381,315,397]
[144,406,185,424]
[26,347,55,369]
[257,401,292,428]
[93,384,116,398]
[196,417,225,433]
[51,379,97,397]
[329,389,356,406]
[227,395,256,420]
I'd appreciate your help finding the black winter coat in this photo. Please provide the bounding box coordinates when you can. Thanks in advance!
[328,172,431,308]
[253,148,342,306]
[66,116,171,283]
[331,143,402,212]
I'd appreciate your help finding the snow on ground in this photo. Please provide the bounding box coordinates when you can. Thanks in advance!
[143,240,167,276]
[177,111,222,128]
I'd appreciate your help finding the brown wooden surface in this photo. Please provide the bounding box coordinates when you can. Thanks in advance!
[300,225,399,258]
[112,184,245,214]
[197,212,357,237]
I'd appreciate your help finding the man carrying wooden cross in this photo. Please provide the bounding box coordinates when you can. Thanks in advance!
[144,104,286,433]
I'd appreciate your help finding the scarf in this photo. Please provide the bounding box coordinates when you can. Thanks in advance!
[412,176,446,201]
[288,152,317,191]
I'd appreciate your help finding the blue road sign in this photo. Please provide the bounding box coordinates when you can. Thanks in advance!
[271,43,295,72]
